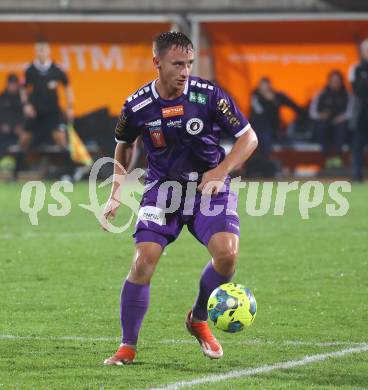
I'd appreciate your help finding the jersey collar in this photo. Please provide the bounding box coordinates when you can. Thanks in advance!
[33,59,52,72]
[151,78,189,100]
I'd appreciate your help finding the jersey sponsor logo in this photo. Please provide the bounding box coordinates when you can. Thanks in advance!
[197,93,207,104]
[189,92,207,104]
[161,105,184,118]
[186,118,204,135]
[217,99,241,126]
[189,92,197,103]
[149,128,167,148]
[190,80,214,90]
[227,209,239,216]
[126,86,150,103]
[47,80,57,89]
[132,97,153,112]
[167,119,182,128]
[138,206,165,225]
[145,119,161,128]
[115,113,128,137]
[228,221,239,230]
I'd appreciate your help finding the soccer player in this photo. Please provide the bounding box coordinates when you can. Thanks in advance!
[102,31,258,365]
[309,70,352,163]
[250,77,302,157]
[18,40,75,179]
[0,74,24,159]
[349,38,368,182]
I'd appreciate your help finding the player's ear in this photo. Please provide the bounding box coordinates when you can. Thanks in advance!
[153,56,161,69]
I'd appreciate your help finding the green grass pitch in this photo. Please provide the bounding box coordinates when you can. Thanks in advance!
[0,181,367,389]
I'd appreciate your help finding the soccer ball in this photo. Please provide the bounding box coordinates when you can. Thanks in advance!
[207,283,257,333]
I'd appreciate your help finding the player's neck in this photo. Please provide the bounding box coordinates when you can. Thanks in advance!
[155,79,184,100]
[34,58,52,68]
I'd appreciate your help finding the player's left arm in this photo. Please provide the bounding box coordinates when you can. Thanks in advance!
[59,67,74,123]
[64,85,74,123]
[198,86,258,194]
[198,128,258,194]
[280,93,302,114]
[21,67,36,118]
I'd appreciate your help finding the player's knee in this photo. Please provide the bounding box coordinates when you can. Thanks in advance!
[53,132,67,148]
[136,253,158,269]
[214,246,238,270]
[19,133,32,150]
[132,251,159,279]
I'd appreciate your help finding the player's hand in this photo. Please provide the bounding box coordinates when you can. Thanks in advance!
[264,90,275,101]
[332,114,345,125]
[198,166,228,195]
[101,197,121,231]
[319,111,330,121]
[0,123,10,134]
[23,103,36,118]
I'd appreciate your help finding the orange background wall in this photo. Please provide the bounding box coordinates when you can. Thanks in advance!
[0,43,158,116]
[0,22,169,116]
[204,20,368,122]
[1,20,368,121]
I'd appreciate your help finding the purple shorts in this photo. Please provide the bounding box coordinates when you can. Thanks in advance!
[133,180,240,248]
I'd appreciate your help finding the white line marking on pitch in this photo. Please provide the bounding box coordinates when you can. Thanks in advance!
[0,334,119,342]
[149,344,368,390]
[0,334,366,348]
[161,339,361,347]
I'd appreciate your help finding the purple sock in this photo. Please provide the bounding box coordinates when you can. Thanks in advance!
[192,260,232,321]
[120,280,150,345]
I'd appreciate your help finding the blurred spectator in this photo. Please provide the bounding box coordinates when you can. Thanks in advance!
[309,70,353,166]
[250,77,302,157]
[349,38,368,182]
[18,40,76,179]
[0,74,24,157]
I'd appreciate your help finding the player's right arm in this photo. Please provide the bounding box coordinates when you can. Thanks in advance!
[21,66,36,118]
[57,66,74,123]
[279,93,303,117]
[350,64,368,100]
[101,101,140,231]
[109,141,136,204]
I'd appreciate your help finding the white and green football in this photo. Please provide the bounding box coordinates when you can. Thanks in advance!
[207,283,257,333]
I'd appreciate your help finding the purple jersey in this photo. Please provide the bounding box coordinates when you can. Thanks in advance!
[115,76,250,183]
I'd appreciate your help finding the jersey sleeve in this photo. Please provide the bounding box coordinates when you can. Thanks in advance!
[351,65,368,100]
[58,67,69,86]
[24,66,33,87]
[212,86,250,138]
[114,102,140,144]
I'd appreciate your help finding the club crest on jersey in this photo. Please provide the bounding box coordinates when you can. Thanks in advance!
[161,105,184,118]
[47,80,57,89]
[186,118,204,135]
